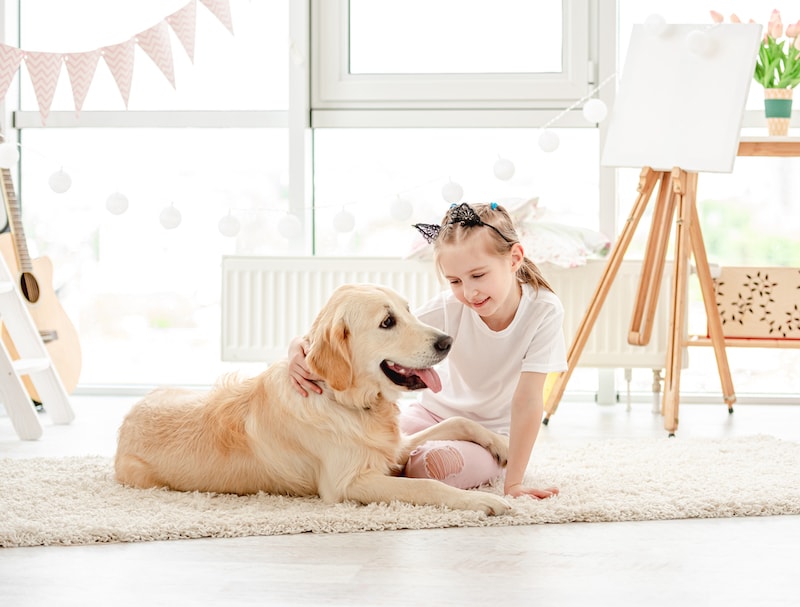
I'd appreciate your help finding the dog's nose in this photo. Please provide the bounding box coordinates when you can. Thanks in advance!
[435,335,453,353]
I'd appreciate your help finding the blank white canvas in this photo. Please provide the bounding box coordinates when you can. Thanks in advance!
[602,23,762,173]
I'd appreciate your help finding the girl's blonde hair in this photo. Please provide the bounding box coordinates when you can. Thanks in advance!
[431,202,553,293]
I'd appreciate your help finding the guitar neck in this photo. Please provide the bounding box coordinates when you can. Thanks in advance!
[0,167,33,274]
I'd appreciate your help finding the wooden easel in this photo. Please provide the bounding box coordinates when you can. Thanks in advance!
[543,166,736,435]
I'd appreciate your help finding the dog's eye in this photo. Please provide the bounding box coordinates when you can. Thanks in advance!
[380,315,396,329]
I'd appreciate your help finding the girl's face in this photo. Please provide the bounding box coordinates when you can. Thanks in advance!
[437,229,524,331]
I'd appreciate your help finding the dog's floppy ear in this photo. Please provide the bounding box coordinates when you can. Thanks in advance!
[306,310,354,392]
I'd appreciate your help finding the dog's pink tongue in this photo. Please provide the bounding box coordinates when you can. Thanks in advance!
[417,368,442,393]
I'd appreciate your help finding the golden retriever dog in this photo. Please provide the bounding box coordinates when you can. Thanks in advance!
[115,283,511,515]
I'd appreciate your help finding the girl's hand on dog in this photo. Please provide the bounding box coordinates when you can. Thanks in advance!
[288,337,323,397]
[504,483,559,500]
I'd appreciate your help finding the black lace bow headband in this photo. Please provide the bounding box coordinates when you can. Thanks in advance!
[413,202,511,244]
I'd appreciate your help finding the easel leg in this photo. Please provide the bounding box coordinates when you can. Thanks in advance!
[629,173,676,346]
[689,203,736,412]
[544,168,661,423]
[662,169,693,435]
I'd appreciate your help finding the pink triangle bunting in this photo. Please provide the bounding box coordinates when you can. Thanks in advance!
[0,2,233,118]
[64,49,100,116]
[166,1,197,63]
[0,44,24,101]
[136,21,176,89]
[24,51,63,126]
[199,0,234,34]
[101,39,135,108]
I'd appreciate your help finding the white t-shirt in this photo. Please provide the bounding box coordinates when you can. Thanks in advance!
[414,283,568,435]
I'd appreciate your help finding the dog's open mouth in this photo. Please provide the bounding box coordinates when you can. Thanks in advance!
[380,360,442,393]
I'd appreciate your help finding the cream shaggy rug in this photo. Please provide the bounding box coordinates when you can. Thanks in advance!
[2,435,800,548]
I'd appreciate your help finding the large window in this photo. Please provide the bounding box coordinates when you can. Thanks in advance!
[4,0,600,390]
[10,1,791,401]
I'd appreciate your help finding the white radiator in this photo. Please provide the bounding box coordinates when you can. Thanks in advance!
[542,260,674,368]
[221,256,674,369]
[221,257,442,362]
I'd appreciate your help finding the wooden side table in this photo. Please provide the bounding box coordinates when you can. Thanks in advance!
[689,136,800,350]
[737,136,800,157]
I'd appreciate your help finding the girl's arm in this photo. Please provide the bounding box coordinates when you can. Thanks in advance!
[503,371,559,499]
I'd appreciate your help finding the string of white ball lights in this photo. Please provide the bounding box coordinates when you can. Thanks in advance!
[436,73,614,212]
[0,139,197,233]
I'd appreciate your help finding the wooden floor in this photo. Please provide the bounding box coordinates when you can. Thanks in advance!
[1,394,799,607]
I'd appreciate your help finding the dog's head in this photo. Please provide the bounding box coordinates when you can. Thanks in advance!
[305,284,451,405]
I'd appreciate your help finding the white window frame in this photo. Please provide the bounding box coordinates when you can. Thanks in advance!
[311,0,592,113]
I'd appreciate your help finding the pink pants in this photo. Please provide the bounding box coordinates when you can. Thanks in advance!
[399,402,504,490]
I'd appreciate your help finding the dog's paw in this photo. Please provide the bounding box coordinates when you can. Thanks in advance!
[484,433,509,467]
[470,492,511,516]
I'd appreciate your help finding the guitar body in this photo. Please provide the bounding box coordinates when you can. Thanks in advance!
[0,232,82,400]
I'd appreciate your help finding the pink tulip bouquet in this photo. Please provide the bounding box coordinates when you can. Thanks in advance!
[712,9,800,88]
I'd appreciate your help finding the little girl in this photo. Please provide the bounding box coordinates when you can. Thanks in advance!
[289,202,567,499]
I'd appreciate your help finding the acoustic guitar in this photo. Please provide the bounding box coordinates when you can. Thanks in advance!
[0,166,82,401]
